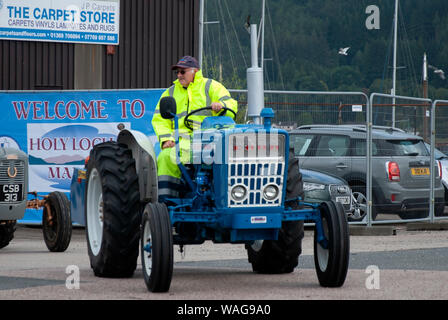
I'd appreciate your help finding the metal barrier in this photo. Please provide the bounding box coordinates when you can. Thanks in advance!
[367,93,437,226]
[431,100,448,222]
[229,89,369,126]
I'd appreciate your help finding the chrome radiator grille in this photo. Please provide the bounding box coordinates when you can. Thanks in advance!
[227,133,286,207]
[0,160,26,184]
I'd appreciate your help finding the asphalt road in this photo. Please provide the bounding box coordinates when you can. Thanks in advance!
[1,223,448,302]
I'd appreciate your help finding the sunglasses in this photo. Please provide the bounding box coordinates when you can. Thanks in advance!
[175,69,190,75]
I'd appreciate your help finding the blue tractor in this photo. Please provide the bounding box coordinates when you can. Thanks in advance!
[80,97,349,292]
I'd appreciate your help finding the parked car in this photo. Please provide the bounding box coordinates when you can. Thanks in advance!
[425,143,448,210]
[290,125,445,220]
[301,168,354,219]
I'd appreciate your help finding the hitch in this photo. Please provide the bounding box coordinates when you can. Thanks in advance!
[26,192,53,225]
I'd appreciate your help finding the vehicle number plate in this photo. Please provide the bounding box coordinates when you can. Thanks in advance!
[251,216,267,224]
[336,196,350,205]
[0,184,23,202]
[411,167,430,175]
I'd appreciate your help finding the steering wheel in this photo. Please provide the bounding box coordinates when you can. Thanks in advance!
[184,106,237,131]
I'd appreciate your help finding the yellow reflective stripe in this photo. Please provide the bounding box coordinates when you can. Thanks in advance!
[177,111,188,118]
[205,78,212,106]
[159,133,173,139]
[158,175,182,184]
[168,85,175,97]
[219,96,230,109]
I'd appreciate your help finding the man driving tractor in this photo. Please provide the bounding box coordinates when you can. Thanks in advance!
[152,55,238,198]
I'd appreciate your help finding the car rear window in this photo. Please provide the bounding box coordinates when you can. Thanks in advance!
[378,140,429,156]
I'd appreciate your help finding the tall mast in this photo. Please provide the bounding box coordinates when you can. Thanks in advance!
[392,0,399,127]
[261,0,265,70]
[198,0,204,68]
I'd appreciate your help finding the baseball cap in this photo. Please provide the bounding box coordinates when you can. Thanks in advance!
[171,56,200,70]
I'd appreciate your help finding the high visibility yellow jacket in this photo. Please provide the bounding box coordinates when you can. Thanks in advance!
[152,70,238,145]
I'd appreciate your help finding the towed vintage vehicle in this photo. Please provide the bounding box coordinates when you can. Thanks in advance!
[0,147,28,249]
[0,146,72,251]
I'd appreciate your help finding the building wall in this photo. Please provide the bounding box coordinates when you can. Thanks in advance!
[0,0,199,90]
[103,0,199,89]
[0,41,74,90]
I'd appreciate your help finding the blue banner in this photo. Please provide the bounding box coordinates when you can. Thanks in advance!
[0,89,164,223]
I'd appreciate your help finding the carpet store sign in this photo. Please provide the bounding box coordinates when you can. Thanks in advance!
[0,0,120,44]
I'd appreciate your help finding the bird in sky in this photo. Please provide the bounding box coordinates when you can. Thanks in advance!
[338,47,350,55]
[434,69,445,80]
[428,64,446,80]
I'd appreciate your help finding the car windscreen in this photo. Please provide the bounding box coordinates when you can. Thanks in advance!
[378,139,429,156]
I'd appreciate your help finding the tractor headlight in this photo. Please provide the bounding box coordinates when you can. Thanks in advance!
[231,185,247,201]
[263,184,279,201]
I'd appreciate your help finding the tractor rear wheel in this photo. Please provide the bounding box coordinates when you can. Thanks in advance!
[85,141,141,277]
[246,220,304,273]
[245,148,304,273]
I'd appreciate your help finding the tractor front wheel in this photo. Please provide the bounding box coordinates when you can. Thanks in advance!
[141,202,173,292]
[314,201,350,287]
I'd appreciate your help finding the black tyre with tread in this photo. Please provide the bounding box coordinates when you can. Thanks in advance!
[246,148,305,274]
[42,191,72,252]
[141,202,173,292]
[85,141,141,278]
[314,201,350,287]
[0,221,16,249]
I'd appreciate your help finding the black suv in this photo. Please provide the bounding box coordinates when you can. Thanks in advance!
[290,125,445,220]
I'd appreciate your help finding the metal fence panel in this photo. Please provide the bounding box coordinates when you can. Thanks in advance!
[230,89,369,126]
[368,93,438,226]
[432,100,448,222]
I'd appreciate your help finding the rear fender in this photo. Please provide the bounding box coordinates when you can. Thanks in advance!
[117,129,158,203]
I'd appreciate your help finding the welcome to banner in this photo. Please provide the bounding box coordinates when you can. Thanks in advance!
[0,0,120,44]
[0,89,163,199]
